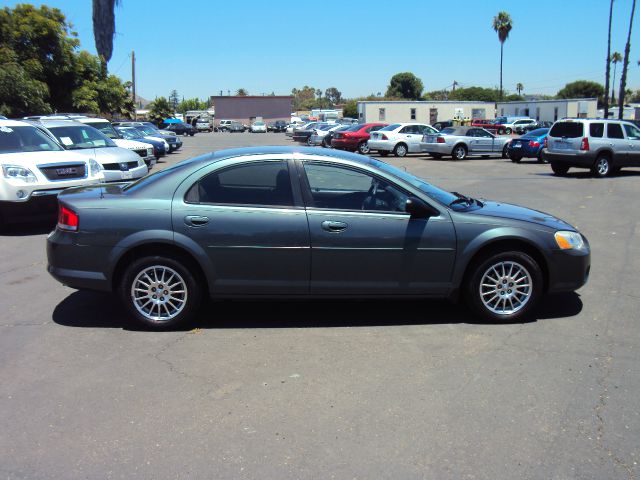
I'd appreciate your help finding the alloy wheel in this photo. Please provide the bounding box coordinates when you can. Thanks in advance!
[479,261,532,315]
[131,265,188,322]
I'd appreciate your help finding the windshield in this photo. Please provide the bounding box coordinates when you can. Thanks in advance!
[367,158,461,208]
[379,123,401,131]
[47,125,116,150]
[117,128,142,140]
[0,125,63,154]
[522,128,549,138]
[253,121,264,126]
[136,125,160,136]
[83,121,119,139]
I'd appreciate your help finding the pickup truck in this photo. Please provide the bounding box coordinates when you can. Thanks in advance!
[471,119,506,135]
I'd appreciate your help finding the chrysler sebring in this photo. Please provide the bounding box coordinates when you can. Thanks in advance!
[47,147,590,329]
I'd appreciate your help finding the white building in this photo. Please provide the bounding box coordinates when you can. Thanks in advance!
[356,101,496,125]
[496,98,598,122]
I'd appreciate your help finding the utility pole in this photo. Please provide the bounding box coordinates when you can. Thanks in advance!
[131,50,136,108]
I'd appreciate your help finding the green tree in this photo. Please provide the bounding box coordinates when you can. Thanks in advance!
[492,11,513,101]
[92,0,118,63]
[604,0,614,118]
[516,83,524,95]
[177,98,209,113]
[0,62,51,116]
[557,80,605,106]
[342,100,357,118]
[291,86,316,110]
[385,72,424,100]
[169,89,179,111]
[325,87,342,105]
[148,97,173,126]
[610,52,622,104]
[236,88,248,96]
[618,0,636,118]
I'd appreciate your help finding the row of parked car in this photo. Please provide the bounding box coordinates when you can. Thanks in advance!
[287,117,640,177]
[0,114,191,224]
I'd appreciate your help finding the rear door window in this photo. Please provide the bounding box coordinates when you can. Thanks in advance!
[549,122,584,138]
[607,123,624,139]
[589,123,604,138]
[191,161,294,207]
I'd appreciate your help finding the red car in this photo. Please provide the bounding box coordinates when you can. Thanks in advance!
[331,123,387,154]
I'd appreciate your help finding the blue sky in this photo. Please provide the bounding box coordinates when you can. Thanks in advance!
[3,0,639,101]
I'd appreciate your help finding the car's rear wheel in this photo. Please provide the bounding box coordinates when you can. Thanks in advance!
[452,144,467,160]
[551,162,569,176]
[466,251,543,322]
[306,136,313,146]
[537,150,546,163]
[358,141,370,154]
[120,255,202,330]
[592,155,611,178]
[393,143,408,157]
[323,137,331,148]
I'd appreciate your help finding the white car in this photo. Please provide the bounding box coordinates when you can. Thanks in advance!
[73,117,156,167]
[368,123,438,157]
[36,120,148,183]
[501,118,536,135]
[250,121,267,133]
[0,119,104,222]
[195,118,213,132]
[308,124,348,147]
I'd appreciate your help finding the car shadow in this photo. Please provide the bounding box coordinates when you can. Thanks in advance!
[52,291,583,332]
[1,220,55,236]
[534,169,640,178]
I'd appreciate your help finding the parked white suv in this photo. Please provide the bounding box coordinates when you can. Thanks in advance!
[368,123,438,157]
[501,118,536,135]
[544,118,640,177]
[0,119,103,223]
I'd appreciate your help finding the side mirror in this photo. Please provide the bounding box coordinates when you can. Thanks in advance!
[405,196,436,219]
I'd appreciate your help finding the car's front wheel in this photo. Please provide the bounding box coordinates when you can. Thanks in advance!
[466,251,543,322]
[358,141,370,154]
[119,255,202,330]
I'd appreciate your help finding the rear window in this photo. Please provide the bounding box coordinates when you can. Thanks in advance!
[549,122,584,138]
[440,128,457,135]
[379,123,401,131]
[589,123,604,138]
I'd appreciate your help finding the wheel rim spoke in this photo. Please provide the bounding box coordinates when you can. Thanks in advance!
[478,260,532,316]
[131,265,188,323]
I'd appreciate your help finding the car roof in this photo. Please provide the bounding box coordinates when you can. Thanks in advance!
[192,146,373,165]
[35,119,88,128]
[0,119,34,128]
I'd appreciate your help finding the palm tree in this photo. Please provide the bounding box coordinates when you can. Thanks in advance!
[516,83,524,96]
[236,88,248,96]
[618,0,637,119]
[492,11,513,101]
[604,0,615,118]
[92,0,119,63]
[610,51,623,104]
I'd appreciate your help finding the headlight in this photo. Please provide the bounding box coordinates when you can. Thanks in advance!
[138,158,145,167]
[89,158,103,176]
[2,164,37,183]
[554,231,586,250]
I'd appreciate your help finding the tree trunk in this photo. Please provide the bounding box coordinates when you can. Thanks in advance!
[499,42,504,101]
[604,0,614,118]
[611,64,617,104]
[619,0,636,119]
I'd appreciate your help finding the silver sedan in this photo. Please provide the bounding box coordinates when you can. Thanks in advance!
[420,126,511,160]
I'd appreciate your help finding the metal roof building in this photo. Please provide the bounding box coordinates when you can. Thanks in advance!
[210,96,293,126]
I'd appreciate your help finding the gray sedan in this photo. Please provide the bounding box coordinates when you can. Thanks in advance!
[420,126,511,160]
[47,147,590,330]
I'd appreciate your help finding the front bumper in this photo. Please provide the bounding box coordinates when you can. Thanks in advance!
[102,164,148,182]
[547,247,591,293]
[308,134,324,146]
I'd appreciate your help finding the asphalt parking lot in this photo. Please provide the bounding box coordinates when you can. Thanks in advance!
[1,132,639,479]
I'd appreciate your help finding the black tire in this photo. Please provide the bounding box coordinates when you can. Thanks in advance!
[358,141,370,154]
[306,136,313,146]
[502,144,509,159]
[430,153,443,159]
[465,250,543,323]
[505,127,512,134]
[119,255,202,330]
[452,144,467,160]
[393,143,408,157]
[551,162,570,176]
[323,137,331,148]
[537,150,546,163]
[497,128,505,135]
[592,155,611,178]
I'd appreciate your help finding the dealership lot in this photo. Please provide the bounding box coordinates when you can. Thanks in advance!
[1,133,639,479]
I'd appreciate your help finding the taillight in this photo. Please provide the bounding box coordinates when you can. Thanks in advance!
[580,137,589,151]
[543,137,548,148]
[528,141,540,148]
[58,205,79,231]
[381,134,388,140]
[437,136,445,143]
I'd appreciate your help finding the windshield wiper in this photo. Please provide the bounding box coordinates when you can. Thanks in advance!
[449,192,473,206]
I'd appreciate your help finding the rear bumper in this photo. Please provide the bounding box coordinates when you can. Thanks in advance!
[331,138,358,150]
[543,150,596,167]
[508,144,540,157]
[420,143,451,154]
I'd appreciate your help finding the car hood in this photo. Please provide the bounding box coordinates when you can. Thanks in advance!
[0,149,89,166]
[91,146,140,162]
[465,200,575,231]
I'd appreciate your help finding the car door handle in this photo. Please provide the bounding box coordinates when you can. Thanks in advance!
[184,215,209,227]
[321,221,348,232]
